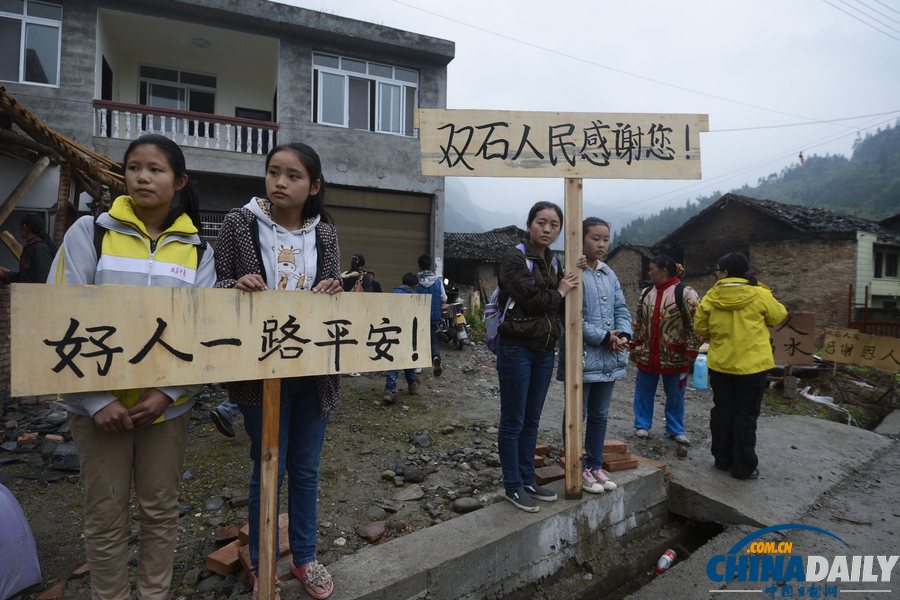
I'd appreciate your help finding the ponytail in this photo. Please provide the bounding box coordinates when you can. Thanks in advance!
[716,252,758,286]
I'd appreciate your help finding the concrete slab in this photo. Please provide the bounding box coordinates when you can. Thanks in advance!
[285,463,666,600]
[666,415,892,527]
[874,408,900,436]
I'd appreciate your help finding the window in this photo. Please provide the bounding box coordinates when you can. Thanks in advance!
[139,65,216,134]
[312,52,418,136]
[874,248,899,279]
[0,0,62,86]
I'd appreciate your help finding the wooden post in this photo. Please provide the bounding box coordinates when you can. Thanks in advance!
[258,378,281,600]
[0,155,50,227]
[1,231,22,259]
[563,178,584,499]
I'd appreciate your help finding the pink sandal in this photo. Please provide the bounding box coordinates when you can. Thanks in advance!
[290,560,334,599]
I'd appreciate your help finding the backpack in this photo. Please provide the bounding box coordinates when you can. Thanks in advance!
[483,243,559,355]
[93,219,207,266]
[638,281,701,357]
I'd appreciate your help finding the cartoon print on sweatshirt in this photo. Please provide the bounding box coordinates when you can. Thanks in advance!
[276,245,308,290]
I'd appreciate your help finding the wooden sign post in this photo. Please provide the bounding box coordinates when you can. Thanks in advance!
[418,108,708,498]
[10,284,430,600]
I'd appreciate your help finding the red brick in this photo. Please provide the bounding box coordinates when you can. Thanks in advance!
[535,444,551,456]
[206,539,242,576]
[604,451,632,462]
[44,433,64,443]
[71,563,90,577]
[533,455,545,468]
[604,439,628,454]
[634,455,667,473]
[214,525,240,544]
[237,514,290,554]
[17,431,37,445]
[603,458,638,472]
[534,465,565,485]
[238,522,249,545]
[238,544,253,574]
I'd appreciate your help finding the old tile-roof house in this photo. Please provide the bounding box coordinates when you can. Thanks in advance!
[1,0,454,288]
[444,226,525,300]
[651,193,900,328]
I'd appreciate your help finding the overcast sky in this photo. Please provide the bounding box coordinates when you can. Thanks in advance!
[278,0,900,226]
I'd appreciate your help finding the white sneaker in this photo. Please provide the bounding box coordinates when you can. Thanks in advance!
[591,468,618,491]
[582,469,605,494]
[635,428,649,439]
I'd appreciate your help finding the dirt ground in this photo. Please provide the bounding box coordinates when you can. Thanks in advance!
[1,339,894,599]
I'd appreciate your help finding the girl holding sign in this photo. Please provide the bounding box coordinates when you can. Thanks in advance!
[214,142,341,599]
[495,201,579,513]
[49,134,216,599]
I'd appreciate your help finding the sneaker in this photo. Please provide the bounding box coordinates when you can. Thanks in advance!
[209,408,235,438]
[590,468,618,491]
[635,428,649,439]
[582,469,605,494]
[290,560,334,600]
[408,381,419,395]
[524,483,557,502]
[349,372,362,377]
[432,356,443,377]
[504,487,539,513]
[670,433,691,445]
[382,390,397,405]
[414,368,422,374]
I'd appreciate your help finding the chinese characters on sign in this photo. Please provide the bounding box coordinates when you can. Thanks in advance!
[821,328,900,374]
[769,313,816,366]
[10,285,430,396]
[417,109,709,179]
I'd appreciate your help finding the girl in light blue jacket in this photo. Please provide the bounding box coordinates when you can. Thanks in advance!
[578,217,632,493]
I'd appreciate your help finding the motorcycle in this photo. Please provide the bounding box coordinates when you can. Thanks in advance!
[438,282,470,350]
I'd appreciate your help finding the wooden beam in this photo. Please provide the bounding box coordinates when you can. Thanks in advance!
[258,378,281,600]
[563,178,584,499]
[53,164,72,247]
[1,231,22,260]
[0,155,50,227]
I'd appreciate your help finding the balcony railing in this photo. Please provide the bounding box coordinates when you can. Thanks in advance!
[93,100,278,155]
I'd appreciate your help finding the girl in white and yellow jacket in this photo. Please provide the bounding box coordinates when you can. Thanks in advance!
[48,134,215,600]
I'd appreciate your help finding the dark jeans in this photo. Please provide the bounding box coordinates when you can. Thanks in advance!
[496,344,555,490]
[430,320,441,361]
[239,377,329,569]
[709,369,768,479]
[385,368,417,391]
[583,381,615,470]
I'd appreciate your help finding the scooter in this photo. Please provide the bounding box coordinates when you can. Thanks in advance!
[438,282,470,350]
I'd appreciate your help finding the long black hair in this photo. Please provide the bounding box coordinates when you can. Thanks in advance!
[21,212,56,255]
[265,142,332,224]
[717,251,758,286]
[122,134,202,231]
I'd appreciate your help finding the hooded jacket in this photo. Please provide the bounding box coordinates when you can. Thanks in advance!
[497,240,563,352]
[417,269,446,321]
[213,198,341,416]
[48,195,216,419]
[693,277,788,375]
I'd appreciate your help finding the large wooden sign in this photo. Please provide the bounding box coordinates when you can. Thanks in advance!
[10,284,430,396]
[821,328,900,374]
[770,312,816,366]
[417,109,709,179]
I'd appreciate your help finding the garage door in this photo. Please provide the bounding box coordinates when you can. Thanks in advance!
[327,187,432,291]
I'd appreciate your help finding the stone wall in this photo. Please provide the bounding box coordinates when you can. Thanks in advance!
[606,249,647,313]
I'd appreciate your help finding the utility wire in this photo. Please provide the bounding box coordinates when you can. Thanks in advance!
[820,0,900,41]
[839,0,900,33]
[851,0,900,27]
[872,0,900,18]
[391,0,861,129]
[710,109,900,132]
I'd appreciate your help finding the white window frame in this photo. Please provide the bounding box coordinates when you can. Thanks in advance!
[312,52,418,137]
[0,0,62,87]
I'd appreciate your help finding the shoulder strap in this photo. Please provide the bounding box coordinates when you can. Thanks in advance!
[639,285,653,306]
[674,282,691,328]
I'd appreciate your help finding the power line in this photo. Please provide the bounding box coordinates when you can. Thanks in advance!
[851,0,900,27]
[840,0,900,33]
[710,108,900,132]
[391,0,860,130]
[820,0,900,41]
[872,0,900,18]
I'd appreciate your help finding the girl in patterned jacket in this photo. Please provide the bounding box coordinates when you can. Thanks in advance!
[213,142,341,600]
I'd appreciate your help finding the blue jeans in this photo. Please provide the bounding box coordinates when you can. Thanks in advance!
[216,399,240,422]
[633,370,687,435]
[385,368,418,391]
[496,345,555,490]
[239,377,329,569]
[583,381,615,469]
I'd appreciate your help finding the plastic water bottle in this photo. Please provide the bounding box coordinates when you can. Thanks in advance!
[692,354,708,390]
[656,548,677,574]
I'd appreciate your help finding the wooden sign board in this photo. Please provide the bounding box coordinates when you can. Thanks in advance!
[417,109,709,179]
[770,312,816,366]
[10,284,431,396]
[821,328,900,374]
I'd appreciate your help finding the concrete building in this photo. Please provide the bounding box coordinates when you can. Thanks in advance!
[0,0,454,287]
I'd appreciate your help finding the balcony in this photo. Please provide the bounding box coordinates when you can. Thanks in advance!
[92,100,278,156]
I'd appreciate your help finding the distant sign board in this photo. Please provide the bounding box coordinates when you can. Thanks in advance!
[10,284,430,396]
[821,328,900,374]
[417,109,708,179]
